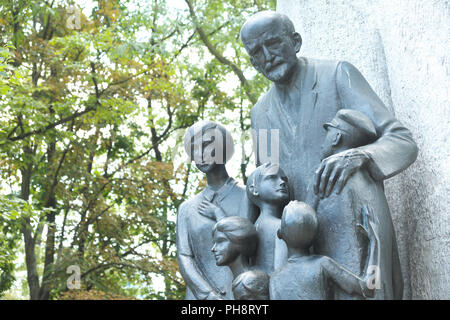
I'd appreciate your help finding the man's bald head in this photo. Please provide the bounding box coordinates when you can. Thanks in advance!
[241,11,295,44]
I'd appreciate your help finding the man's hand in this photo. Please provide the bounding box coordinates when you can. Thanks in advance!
[314,148,370,198]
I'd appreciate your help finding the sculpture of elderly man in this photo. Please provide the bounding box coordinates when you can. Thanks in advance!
[241,11,418,299]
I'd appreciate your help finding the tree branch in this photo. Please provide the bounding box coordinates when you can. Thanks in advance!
[185,0,257,104]
[3,106,96,144]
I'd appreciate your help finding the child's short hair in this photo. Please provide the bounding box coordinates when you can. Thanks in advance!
[212,216,258,258]
[280,200,318,247]
[232,270,269,300]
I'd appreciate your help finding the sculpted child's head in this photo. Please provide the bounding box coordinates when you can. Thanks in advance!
[232,270,270,300]
[211,216,258,266]
[321,109,377,159]
[277,200,318,249]
[184,120,235,173]
[246,162,290,209]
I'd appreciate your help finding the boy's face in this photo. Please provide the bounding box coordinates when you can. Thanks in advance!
[320,126,341,160]
[211,231,239,266]
[257,166,290,206]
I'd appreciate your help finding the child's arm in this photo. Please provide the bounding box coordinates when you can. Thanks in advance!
[321,205,380,298]
[321,256,372,298]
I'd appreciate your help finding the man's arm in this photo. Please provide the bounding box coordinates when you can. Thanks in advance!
[176,203,222,300]
[314,61,418,197]
[336,61,418,181]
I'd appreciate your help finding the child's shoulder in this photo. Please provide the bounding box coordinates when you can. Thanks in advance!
[270,263,292,281]
[310,255,337,272]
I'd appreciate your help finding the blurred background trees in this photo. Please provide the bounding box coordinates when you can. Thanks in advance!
[0,0,274,299]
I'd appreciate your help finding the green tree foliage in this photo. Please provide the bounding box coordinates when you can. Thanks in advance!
[0,0,274,299]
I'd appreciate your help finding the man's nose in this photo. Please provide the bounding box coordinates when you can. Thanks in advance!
[211,244,216,252]
[262,45,273,61]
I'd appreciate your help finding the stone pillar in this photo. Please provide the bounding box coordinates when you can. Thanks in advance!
[277,0,449,299]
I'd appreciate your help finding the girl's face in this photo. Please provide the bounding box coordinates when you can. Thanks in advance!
[211,230,239,266]
[257,166,290,206]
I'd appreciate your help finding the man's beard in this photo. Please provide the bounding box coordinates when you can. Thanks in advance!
[263,62,292,83]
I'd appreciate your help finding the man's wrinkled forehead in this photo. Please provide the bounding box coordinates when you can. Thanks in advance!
[241,16,286,46]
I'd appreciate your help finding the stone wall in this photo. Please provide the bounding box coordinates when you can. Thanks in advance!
[277,0,449,299]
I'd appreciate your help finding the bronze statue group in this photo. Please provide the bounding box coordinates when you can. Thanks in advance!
[176,11,418,300]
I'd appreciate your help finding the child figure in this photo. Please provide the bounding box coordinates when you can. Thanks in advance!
[211,216,258,278]
[310,109,403,299]
[246,162,289,275]
[232,270,270,300]
[270,201,380,300]
[211,216,269,300]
